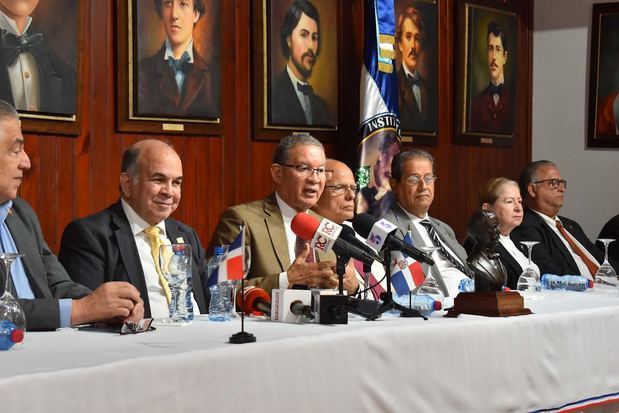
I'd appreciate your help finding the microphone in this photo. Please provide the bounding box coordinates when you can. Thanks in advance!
[291,213,383,267]
[339,225,383,265]
[290,300,315,319]
[239,286,271,317]
[352,213,435,266]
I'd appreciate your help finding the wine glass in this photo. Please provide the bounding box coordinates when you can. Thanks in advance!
[415,246,444,302]
[595,239,616,287]
[0,253,26,350]
[517,241,541,296]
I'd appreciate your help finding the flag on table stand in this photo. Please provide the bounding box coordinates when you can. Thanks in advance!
[390,233,426,296]
[355,0,402,218]
[207,225,245,287]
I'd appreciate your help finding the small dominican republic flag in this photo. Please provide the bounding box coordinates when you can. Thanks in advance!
[390,233,426,296]
[207,225,245,287]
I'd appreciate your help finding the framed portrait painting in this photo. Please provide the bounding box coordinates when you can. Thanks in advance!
[455,1,519,147]
[116,0,223,135]
[587,2,619,148]
[2,0,84,135]
[394,0,438,146]
[252,0,339,141]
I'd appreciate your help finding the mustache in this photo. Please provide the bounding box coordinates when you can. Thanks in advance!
[408,48,419,59]
[302,50,316,60]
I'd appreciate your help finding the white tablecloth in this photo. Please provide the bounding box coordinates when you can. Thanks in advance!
[1,289,619,412]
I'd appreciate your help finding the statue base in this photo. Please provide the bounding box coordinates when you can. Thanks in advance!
[445,291,532,318]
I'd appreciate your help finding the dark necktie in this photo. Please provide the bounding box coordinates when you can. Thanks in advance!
[168,52,191,75]
[420,219,472,277]
[489,83,503,96]
[407,74,422,87]
[555,220,599,276]
[296,82,313,95]
[0,30,43,66]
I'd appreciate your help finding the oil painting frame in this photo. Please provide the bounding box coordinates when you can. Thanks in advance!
[455,0,519,147]
[116,0,224,135]
[394,0,439,146]
[252,0,340,142]
[9,0,84,136]
[587,2,619,148]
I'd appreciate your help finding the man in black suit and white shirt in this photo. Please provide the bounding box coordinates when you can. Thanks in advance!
[59,139,209,319]
[0,99,143,330]
[511,160,618,278]
[270,0,330,126]
[382,149,472,297]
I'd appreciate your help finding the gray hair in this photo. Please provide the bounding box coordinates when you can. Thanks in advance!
[391,149,435,182]
[272,133,324,164]
[0,100,19,123]
[519,160,556,199]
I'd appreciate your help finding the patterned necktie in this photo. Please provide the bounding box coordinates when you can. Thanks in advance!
[144,226,171,303]
[555,220,599,276]
[294,236,315,264]
[420,219,471,276]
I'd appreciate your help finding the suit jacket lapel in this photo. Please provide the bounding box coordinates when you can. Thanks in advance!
[264,194,291,271]
[5,210,50,298]
[179,63,205,111]
[156,55,181,107]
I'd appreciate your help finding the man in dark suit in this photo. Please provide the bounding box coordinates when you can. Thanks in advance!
[208,134,337,294]
[137,0,219,118]
[270,0,330,126]
[395,5,436,132]
[59,139,209,319]
[0,99,143,330]
[0,0,76,114]
[383,149,472,297]
[511,160,618,278]
[469,21,514,134]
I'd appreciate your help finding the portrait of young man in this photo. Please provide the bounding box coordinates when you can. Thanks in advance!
[135,0,221,119]
[467,11,517,135]
[268,0,337,128]
[0,0,77,115]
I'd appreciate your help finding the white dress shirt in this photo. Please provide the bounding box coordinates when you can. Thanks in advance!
[121,199,200,318]
[163,38,195,93]
[532,209,599,279]
[275,192,310,288]
[0,11,41,111]
[286,64,313,124]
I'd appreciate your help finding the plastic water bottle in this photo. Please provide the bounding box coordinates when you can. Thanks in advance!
[169,249,194,322]
[206,246,226,287]
[394,293,442,317]
[0,320,24,351]
[541,274,593,292]
[208,282,234,321]
[458,277,475,293]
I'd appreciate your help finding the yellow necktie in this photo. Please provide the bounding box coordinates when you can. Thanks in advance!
[144,226,171,303]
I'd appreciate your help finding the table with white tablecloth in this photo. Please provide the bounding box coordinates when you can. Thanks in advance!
[1,289,619,412]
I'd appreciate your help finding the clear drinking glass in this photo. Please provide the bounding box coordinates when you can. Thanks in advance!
[415,246,444,302]
[595,239,617,287]
[517,241,541,295]
[159,244,193,325]
[0,253,26,350]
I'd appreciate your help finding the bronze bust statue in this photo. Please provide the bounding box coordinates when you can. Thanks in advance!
[466,210,507,292]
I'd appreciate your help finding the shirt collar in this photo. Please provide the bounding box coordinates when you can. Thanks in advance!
[275,192,303,222]
[399,203,428,224]
[531,208,558,225]
[164,38,195,63]
[121,198,166,237]
[0,200,13,223]
[286,63,307,87]
[0,11,32,36]
[401,65,419,80]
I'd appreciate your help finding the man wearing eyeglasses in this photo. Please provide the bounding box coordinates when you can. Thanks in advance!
[208,134,338,293]
[511,160,617,278]
[382,149,472,297]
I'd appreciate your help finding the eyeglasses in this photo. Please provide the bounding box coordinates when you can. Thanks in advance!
[277,163,333,178]
[532,178,567,190]
[325,184,360,196]
[404,174,438,185]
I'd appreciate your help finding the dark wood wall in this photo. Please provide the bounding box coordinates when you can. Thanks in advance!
[18,0,531,254]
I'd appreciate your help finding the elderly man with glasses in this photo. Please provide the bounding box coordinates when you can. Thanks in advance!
[382,149,472,298]
[511,160,618,278]
[207,134,338,293]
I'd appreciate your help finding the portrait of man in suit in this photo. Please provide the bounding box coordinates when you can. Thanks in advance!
[395,2,437,133]
[0,0,77,115]
[136,0,220,119]
[468,19,515,134]
[592,11,619,138]
[269,0,335,127]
